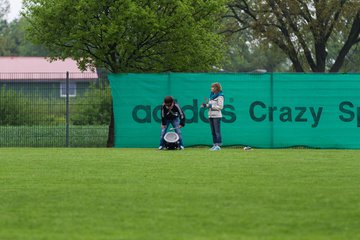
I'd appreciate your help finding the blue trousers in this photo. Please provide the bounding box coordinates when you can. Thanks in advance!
[209,118,222,145]
[160,118,184,147]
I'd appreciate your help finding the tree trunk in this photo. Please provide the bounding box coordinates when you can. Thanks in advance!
[107,66,119,148]
[106,105,115,148]
[292,60,304,72]
[288,53,305,72]
[314,42,327,72]
[330,13,360,72]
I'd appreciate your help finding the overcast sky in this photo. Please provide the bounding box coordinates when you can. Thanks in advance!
[7,0,23,21]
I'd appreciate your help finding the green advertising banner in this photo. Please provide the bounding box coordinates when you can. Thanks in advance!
[109,73,360,149]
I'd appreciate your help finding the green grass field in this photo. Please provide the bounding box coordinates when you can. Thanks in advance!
[1,148,360,240]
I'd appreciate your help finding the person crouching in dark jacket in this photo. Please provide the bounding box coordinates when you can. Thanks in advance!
[159,96,186,150]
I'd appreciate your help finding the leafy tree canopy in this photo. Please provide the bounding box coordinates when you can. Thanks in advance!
[24,0,227,73]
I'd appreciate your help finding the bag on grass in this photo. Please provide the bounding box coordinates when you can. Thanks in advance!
[164,132,180,150]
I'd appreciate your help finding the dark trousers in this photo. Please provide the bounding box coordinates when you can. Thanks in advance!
[209,118,222,145]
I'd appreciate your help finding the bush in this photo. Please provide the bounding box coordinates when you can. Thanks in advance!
[71,85,112,125]
[0,85,111,126]
[0,87,34,125]
[0,87,62,126]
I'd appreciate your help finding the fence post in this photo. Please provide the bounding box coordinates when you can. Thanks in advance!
[66,71,70,147]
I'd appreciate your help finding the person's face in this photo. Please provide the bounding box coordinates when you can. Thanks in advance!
[211,86,216,93]
[165,102,173,109]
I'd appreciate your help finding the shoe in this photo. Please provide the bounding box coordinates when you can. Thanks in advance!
[179,146,185,150]
[209,145,216,150]
[211,146,221,151]
[158,146,165,150]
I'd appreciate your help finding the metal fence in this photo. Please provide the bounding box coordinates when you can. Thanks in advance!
[0,72,111,147]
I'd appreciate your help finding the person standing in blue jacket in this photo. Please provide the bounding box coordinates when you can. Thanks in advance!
[202,82,224,151]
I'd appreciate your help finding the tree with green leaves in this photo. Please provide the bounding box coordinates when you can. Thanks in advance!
[0,0,9,55]
[222,29,290,72]
[0,0,46,56]
[0,18,48,56]
[24,0,226,146]
[225,0,360,72]
[0,0,9,20]
[24,0,226,73]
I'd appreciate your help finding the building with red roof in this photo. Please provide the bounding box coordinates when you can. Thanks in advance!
[0,57,99,98]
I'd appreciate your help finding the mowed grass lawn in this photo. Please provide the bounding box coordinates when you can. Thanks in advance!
[0,148,360,240]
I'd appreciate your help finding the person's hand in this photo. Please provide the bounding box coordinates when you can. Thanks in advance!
[201,103,206,108]
[179,125,183,129]
[161,125,167,129]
